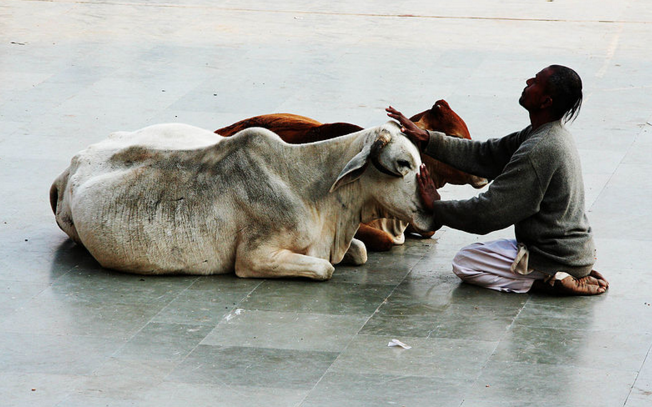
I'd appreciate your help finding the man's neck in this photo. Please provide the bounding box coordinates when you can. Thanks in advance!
[529,111,557,131]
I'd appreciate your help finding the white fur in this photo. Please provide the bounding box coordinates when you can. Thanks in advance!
[50,122,433,280]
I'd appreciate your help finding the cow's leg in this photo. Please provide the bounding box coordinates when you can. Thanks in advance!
[354,224,395,252]
[342,238,367,265]
[235,248,335,281]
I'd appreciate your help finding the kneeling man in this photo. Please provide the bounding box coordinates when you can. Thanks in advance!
[387,65,608,295]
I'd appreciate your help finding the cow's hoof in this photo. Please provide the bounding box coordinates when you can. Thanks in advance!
[314,264,335,281]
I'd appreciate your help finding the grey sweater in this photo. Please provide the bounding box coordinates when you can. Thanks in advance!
[424,120,595,278]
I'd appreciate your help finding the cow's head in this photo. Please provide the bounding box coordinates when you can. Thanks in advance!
[330,122,435,233]
[410,100,488,189]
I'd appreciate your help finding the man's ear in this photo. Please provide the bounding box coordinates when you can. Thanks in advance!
[541,96,553,109]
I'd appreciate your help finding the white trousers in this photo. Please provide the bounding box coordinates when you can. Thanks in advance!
[451,239,547,294]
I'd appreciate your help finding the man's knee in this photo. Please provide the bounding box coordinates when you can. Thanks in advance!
[452,243,481,270]
[452,244,483,281]
[449,240,540,293]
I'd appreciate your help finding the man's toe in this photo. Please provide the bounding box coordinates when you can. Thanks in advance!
[589,270,609,289]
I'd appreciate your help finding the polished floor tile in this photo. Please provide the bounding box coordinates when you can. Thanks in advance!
[68,358,176,404]
[429,304,520,341]
[114,322,214,362]
[462,361,636,407]
[360,313,440,338]
[240,280,394,316]
[0,332,123,375]
[301,372,467,407]
[167,345,338,390]
[0,291,165,339]
[517,296,652,333]
[202,309,368,352]
[137,382,308,407]
[489,325,651,372]
[48,268,198,305]
[329,334,497,380]
[331,251,425,285]
[151,287,251,326]
[0,372,83,407]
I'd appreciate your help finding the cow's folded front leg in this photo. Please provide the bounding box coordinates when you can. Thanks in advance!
[341,238,367,266]
[235,248,335,281]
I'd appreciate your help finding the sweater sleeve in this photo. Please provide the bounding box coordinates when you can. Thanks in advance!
[431,151,545,235]
[423,129,527,180]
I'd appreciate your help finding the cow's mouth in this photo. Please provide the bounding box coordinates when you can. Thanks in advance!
[471,176,489,189]
[410,210,435,234]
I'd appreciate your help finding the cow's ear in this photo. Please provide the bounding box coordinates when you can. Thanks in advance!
[329,146,371,192]
[330,129,394,192]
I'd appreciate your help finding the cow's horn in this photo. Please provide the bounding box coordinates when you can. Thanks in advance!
[370,131,391,156]
[371,131,402,178]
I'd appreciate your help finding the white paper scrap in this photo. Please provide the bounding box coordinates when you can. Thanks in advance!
[388,339,412,350]
[224,308,244,322]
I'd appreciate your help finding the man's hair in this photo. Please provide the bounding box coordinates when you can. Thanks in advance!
[546,65,583,123]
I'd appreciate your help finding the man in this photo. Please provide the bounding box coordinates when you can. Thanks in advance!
[387,65,608,295]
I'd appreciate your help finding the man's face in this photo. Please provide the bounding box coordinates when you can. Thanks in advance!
[519,67,553,112]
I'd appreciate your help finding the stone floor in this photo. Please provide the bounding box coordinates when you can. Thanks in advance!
[1,0,652,406]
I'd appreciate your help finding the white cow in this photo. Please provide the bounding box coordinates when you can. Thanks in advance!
[50,121,434,280]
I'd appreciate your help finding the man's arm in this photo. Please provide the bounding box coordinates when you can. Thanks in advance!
[386,106,524,180]
[424,130,523,181]
[431,151,544,235]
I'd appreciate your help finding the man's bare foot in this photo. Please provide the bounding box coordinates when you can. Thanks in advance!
[531,270,609,296]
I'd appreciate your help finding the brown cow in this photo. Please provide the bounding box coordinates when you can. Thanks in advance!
[216,100,487,251]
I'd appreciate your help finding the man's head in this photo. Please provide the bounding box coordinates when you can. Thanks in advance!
[519,65,583,124]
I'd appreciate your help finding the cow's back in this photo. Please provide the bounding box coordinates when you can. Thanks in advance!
[216,113,363,144]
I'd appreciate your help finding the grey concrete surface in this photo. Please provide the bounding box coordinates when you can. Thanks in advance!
[1,0,651,406]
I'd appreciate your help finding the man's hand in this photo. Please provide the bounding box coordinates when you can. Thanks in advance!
[417,164,440,212]
[386,106,430,147]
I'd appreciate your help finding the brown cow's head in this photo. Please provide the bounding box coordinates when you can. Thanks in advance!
[410,100,471,139]
[409,100,487,189]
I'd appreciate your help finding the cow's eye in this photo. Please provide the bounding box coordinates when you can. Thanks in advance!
[397,159,411,169]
